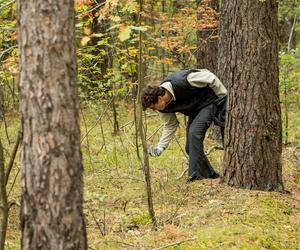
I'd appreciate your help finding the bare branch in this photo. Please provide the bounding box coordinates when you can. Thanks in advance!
[5,130,20,185]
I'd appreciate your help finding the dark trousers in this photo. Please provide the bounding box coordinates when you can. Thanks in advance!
[185,103,219,178]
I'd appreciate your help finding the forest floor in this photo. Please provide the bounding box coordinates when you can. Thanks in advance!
[2,102,300,250]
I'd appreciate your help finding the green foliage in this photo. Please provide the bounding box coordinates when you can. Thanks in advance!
[74,0,203,103]
[279,49,300,102]
[278,0,300,21]
[0,1,18,112]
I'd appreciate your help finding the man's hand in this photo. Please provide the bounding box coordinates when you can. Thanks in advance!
[148,146,164,157]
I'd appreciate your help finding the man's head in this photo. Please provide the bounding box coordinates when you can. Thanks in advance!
[141,85,171,111]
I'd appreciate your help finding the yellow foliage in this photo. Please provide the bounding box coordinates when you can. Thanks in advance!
[81,36,91,46]
[3,57,18,76]
[83,27,92,36]
[118,24,131,42]
[128,47,138,57]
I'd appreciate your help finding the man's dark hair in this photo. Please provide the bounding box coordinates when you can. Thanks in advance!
[141,85,165,110]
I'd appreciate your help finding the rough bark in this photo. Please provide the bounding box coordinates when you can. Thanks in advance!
[218,0,284,191]
[17,0,87,249]
[196,0,219,73]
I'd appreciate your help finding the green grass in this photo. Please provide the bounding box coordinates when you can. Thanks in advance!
[1,103,300,250]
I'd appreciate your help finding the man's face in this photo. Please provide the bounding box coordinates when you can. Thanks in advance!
[149,94,171,111]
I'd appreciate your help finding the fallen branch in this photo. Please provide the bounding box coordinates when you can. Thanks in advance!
[174,135,188,160]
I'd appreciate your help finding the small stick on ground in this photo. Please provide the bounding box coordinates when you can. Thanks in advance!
[102,240,135,247]
[156,237,197,250]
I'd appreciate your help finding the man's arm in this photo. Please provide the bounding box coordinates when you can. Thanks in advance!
[157,112,179,150]
[187,69,227,96]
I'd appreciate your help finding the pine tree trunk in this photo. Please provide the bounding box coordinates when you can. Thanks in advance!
[17,0,87,249]
[218,0,284,191]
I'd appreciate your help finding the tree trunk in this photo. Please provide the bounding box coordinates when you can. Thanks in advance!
[218,0,284,191]
[137,0,157,229]
[0,139,8,250]
[91,0,111,78]
[196,0,219,73]
[17,0,87,249]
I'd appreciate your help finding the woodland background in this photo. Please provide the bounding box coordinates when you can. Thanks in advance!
[0,0,300,249]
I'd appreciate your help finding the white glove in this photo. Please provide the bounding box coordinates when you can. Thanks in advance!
[148,146,164,157]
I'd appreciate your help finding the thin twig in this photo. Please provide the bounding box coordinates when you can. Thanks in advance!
[7,168,19,198]
[80,98,114,144]
[0,45,17,60]
[5,130,20,185]
[0,0,15,11]
[76,1,106,18]
[89,208,105,236]
[210,242,225,249]
[80,108,94,170]
[1,112,11,144]
[119,113,158,130]
[206,145,223,156]
[174,135,188,160]
[176,168,188,180]
[146,124,163,141]
[102,240,135,247]
[156,237,197,250]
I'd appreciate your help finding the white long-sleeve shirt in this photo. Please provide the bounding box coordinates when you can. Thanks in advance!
[157,69,227,150]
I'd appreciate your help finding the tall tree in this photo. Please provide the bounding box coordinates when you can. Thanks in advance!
[137,0,157,229]
[196,0,219,73]
[17,0,87,249]
[0,139,8,250]
[218,0,284,191]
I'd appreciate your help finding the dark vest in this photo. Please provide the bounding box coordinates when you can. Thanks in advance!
[160,69,218,117]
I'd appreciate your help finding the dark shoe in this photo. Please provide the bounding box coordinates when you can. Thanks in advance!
[187,175,204,183]
[210,172,220,179]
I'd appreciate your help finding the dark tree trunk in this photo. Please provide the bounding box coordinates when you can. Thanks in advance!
[17,0,87,249]
[196,0,219,73]
[218,0,284,191]
[197,0,221,140]
[91,0,112,78]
